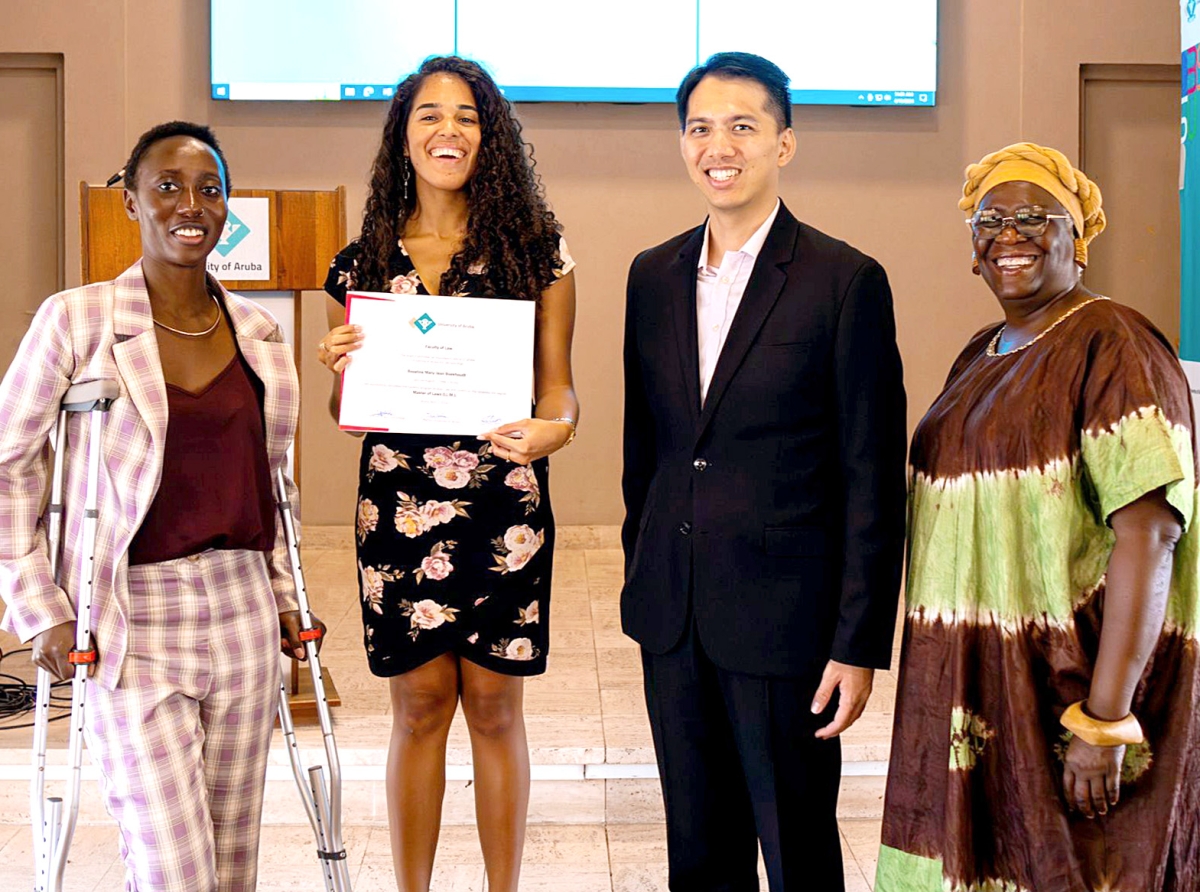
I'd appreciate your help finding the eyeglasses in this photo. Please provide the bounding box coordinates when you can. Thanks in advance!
[966,207,1072,239]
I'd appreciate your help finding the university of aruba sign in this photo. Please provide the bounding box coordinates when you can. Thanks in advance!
[206,196,270,281]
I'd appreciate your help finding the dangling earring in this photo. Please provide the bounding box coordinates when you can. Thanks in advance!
[1073,237,1088,268]
[971,250,980,275]
[402,155,410,203]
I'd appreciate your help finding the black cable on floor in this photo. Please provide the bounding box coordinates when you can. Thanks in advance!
[0,645,72,729]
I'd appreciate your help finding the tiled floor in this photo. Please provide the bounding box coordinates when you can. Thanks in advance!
[0,821,885,890]
[0,526,892,889]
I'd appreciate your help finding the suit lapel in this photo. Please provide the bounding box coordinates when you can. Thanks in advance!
[236,336,298,465]
[222,286,299,469]
[668,226,705,424]
[110,263,168,464]
[695,206,799,438]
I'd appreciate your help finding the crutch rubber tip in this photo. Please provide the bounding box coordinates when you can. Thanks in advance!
[67,649,96,664]
[299,629,323,642]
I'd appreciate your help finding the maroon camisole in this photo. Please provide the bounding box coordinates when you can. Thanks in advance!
[128,353,276,565]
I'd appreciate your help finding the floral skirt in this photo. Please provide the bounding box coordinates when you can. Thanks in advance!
[353,433,553,677]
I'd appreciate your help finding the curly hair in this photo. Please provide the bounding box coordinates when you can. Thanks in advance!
[356,56,561,300]
[124,121,231,193]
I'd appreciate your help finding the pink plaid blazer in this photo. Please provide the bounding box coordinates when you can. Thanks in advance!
[0,261,300,690]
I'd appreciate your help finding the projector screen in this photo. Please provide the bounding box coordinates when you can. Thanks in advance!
[211,0,937,107]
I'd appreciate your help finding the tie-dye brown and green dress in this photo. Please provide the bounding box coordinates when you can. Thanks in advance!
[877,300,1200,892]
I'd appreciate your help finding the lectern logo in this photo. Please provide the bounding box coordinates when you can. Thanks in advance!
[1190,0,1197,22]
[216,209,250,257]
[413,313,437,334]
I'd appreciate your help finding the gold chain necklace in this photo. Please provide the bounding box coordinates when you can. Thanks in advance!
[986,296,1110,357]
[153,293,222,338]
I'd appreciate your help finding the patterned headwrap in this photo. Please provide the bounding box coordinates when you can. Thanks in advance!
[959,142,1106,267]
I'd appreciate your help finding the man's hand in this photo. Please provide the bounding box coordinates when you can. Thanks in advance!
[811,660,874,739]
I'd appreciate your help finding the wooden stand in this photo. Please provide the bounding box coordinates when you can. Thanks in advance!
[286,659,342,724]
[80,183,347,725]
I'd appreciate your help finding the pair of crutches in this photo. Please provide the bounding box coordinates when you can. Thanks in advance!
[30,380,351,892]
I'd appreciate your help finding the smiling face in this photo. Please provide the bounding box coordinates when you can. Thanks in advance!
[123,135,228,272]
[973,181,1080,305]
[405,73,482,196]
[680,74,795,219]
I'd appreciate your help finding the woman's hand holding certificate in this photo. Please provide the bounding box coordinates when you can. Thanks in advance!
[316,323,361,373]
[478,417,575,465]
[337,291,535,435]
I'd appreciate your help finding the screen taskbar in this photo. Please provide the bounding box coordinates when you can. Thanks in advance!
[211,83,937,106]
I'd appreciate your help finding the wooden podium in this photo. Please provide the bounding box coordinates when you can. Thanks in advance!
[80,183,347,722]
[80,183,346,318]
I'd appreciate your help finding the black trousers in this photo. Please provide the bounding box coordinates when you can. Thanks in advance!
[641,621,844,892]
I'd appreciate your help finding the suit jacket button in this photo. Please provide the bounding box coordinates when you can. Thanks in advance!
[692,458,708,471]
[678,522,692,536]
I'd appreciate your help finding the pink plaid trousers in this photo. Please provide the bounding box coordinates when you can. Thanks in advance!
[83,548,280,892]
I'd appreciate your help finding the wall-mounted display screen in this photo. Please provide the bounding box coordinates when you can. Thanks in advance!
[211,1,937,107]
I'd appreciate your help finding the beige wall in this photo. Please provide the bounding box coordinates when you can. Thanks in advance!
[0,1,1180,525]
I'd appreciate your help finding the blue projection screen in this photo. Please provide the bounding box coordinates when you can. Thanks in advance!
[211,0,937,107]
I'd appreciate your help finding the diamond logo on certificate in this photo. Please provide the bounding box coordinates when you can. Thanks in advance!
[339,292,535,436]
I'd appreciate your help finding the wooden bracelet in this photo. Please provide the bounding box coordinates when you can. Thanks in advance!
[1060,700,1144,747]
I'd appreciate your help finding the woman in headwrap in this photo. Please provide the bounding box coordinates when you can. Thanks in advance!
[876,143,1200,892]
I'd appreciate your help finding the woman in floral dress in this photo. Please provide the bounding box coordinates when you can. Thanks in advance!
[318,57,577,892]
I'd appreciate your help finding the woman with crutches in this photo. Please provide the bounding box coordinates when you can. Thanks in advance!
[0,121,323,892]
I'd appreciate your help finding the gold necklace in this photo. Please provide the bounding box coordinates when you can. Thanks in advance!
[986,296,1110,357]
[153,293,222,338]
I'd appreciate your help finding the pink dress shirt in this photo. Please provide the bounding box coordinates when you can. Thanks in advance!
[695,200,781,403]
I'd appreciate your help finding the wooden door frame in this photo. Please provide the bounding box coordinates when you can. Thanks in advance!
[0,53,64,292]
[1079,63,1179,172]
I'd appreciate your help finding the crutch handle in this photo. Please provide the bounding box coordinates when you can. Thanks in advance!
[61,380,119,413]
[66,649,96,665]
[299,628,323,642]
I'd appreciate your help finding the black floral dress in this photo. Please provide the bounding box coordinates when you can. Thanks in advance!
[324,236,574,677]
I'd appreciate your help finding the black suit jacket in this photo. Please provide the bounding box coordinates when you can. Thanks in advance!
[621,203,907,678]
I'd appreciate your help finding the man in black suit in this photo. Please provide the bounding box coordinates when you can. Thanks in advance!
[622,53,907,891]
